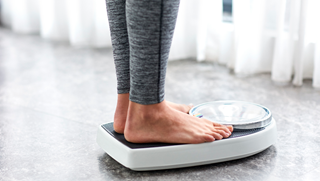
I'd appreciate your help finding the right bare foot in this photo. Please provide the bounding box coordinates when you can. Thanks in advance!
[113,93,194,134]
[124,100,233,144]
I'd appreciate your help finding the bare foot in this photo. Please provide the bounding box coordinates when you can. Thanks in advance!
[113,93,194,133]
[124,100,233,144]
[113,93,129,134]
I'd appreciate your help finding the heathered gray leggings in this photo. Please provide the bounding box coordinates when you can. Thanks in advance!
[106,0,180,105]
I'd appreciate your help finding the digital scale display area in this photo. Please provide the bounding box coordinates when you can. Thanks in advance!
[96,101,277,171]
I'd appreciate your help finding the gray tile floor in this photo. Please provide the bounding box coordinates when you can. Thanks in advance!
[0,27,320,181]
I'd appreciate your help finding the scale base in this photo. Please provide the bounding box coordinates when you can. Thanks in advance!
[97,119,277,171]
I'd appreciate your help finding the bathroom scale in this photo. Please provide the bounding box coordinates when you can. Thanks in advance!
[97,100,277,171]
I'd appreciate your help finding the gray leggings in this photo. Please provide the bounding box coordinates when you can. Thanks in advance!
[106,0,180,105]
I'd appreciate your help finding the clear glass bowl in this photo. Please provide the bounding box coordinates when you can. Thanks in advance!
[189,100,272,129]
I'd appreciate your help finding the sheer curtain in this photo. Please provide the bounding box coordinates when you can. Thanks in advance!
[234,0,320,88]
[1,0,112,47]
[1,0,319,88]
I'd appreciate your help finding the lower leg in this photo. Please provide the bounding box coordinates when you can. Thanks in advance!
[123,0,232,143]
[105,0,131,133]
[107,0,233,142]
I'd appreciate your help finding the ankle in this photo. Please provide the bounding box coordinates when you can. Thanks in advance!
[117,93,129,104]
[124,101,171,143]
[127,101,167,121]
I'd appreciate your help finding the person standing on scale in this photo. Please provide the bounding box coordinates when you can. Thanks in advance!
[105,0,233,143]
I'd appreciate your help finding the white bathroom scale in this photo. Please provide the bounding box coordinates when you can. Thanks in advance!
[97,100,277,171]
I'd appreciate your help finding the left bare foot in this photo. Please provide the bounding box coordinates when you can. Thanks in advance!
[113,93,129,134]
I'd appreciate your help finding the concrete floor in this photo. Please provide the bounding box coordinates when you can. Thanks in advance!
[0,27,320,181]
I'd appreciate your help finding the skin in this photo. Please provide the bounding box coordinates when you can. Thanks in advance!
[114,93,233,144]
[113,93,193,134]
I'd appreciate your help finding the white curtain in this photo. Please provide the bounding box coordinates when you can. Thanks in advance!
[217,0,319,88]
[1,0,319,88]
[1,0,112,47]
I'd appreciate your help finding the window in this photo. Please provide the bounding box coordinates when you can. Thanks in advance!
[223,0,233,22]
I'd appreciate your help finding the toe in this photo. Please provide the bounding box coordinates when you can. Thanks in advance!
[212,122,223,127]
[211,132,223,140]
[214,129,230,138]
[216,125,232,134]
[227,125,233,132]
[203,134,215,142]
